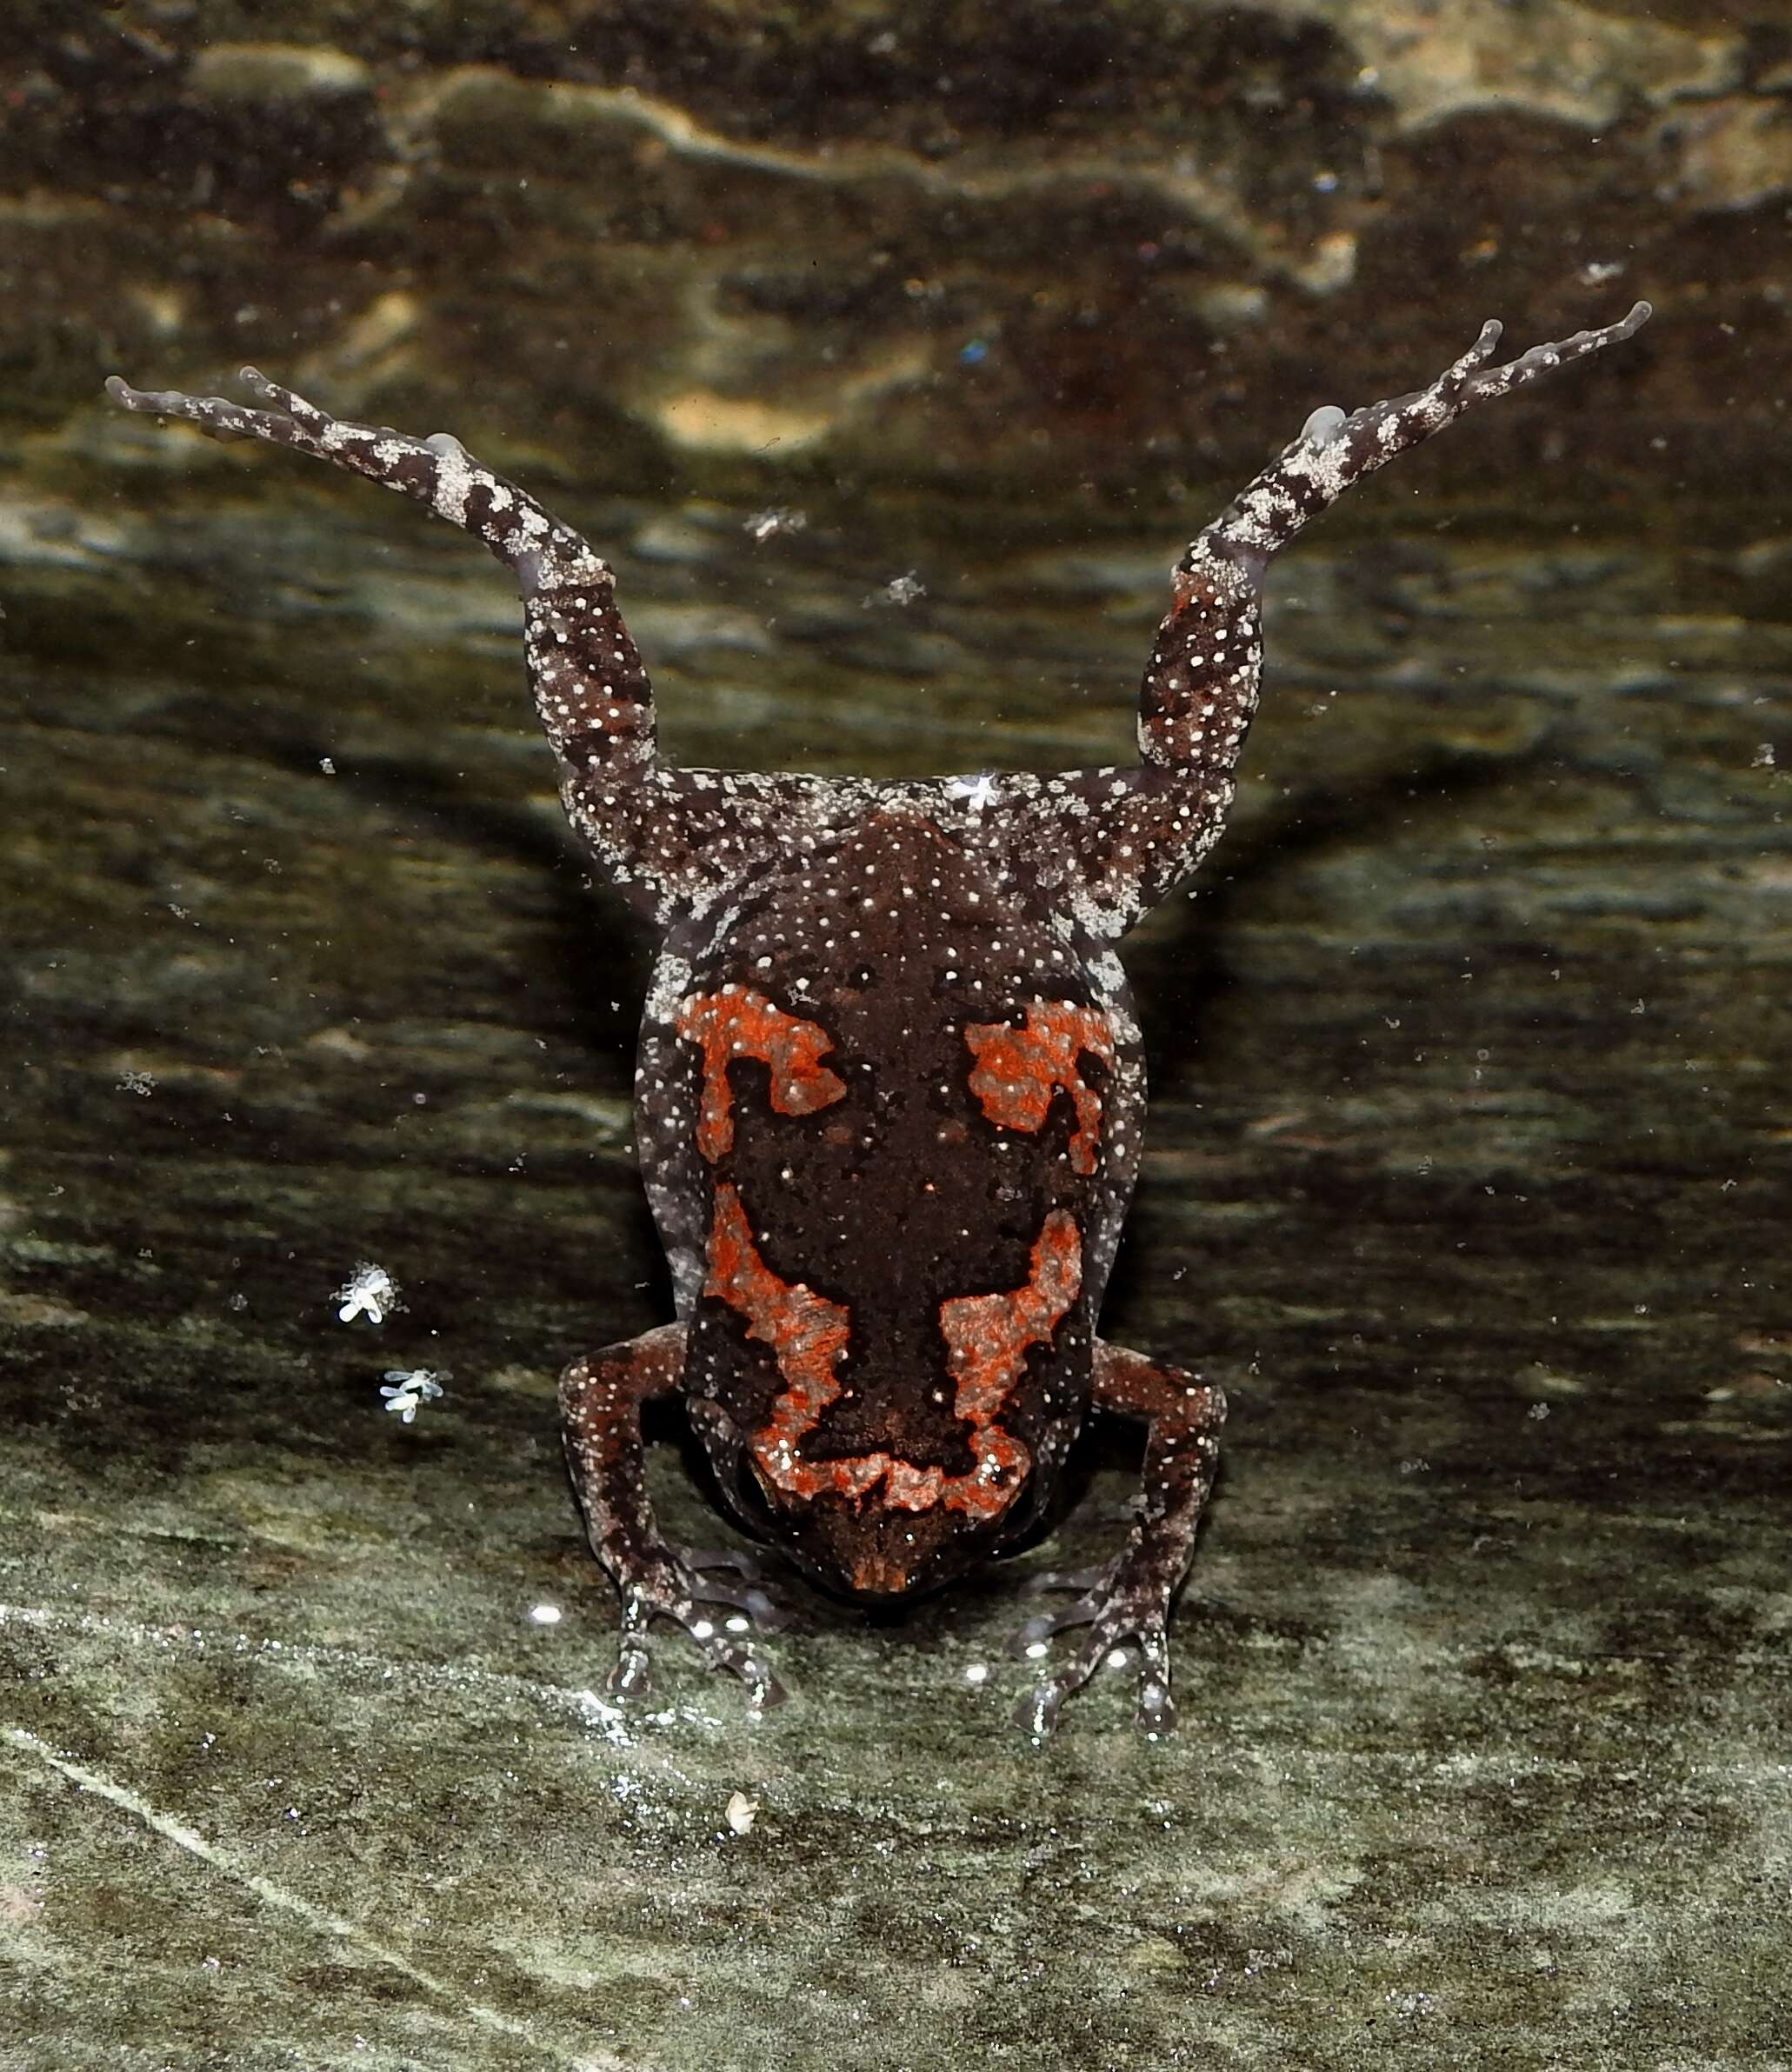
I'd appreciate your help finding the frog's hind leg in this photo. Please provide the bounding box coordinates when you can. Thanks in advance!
[1137,302,1653,777]
[103,367,691,911]
[1011,1342,1225,1738]
[1052,304,1652,936]
[560,1322,787,1710]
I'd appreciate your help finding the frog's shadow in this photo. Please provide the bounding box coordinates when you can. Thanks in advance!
[260,721,1539,1090]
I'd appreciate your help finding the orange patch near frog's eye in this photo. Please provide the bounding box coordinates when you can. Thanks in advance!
[963,1003,1116,1175]
[676,985,847,1163]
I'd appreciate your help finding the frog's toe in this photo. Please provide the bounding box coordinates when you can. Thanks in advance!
[1012,1678,1068,1739]
[686,1574,787,1631]
[1017,1564,1106,1599]
[1012,1606,1177,1739]
[607,1630,656,1700]
[682,1616,786,1711]
[1136,1663,1176,1736]
[608,1575,788,1713]
[1009,1594,1103,1657]
[677,1543,767,1583]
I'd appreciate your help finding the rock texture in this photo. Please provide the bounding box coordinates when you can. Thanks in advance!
[1,7,1789,2070]
[2,0,1789,502]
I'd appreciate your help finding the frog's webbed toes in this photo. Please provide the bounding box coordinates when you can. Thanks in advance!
[1010,1567,1178,1737]
[234,365,341,435]
[608,1564,788,1712]
[684,1572,788,1633]
[1016,1564,1106,1601]
[608,1623,787,1714]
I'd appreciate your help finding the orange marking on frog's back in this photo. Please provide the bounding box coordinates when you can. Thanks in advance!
[703,1192,1082,1524]
[963,1003,1115,1175]
[704,1180,853,1458]
[938,1209,1083,1441]
[676,986,846,1163]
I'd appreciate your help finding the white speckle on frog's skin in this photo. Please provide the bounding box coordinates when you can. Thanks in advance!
[105,303,1651,1737]
[948,772,998,816]
[334,1262,401,1326]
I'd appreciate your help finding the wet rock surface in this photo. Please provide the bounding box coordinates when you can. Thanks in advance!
[3,6,1791,2068]
[4,458,1789,2068]
[2,0,1789,503]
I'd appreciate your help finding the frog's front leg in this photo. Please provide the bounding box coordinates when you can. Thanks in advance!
[1012,1342,1225,1738]
[559,1322,787,1711]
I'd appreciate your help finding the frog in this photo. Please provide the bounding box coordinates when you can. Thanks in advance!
[107,300,1650,1733]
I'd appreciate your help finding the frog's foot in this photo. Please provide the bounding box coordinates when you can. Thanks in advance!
[559,1325,787,1714]
[1010,1559,1175,1739]
[1008,1340,1226,1738]
[679,1545,787,1632]
[608,1545,787,1711]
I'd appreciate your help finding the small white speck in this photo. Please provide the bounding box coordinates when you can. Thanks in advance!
[336,1263,402,1326]
[379,1367,445,1421]
[865,570,926,610]
[743,507,806,543]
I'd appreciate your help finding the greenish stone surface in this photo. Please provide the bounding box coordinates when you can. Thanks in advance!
[3,5,1790,2067]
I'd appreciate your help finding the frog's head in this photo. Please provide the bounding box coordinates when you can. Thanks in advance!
[687,1190,1085,1602]
[756,1478,1016,1603]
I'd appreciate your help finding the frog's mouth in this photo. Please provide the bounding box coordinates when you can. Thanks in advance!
[845,1549,923,1598]
[768,1477,1024,1606]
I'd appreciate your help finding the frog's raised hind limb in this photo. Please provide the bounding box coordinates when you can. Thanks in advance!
[1136,302,1653,776]
[1015,303,1651,1730]
[1056,303,1654,940]
[103,367,696,909]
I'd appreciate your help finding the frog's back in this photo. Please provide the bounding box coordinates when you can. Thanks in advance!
[635,802,1145,1596]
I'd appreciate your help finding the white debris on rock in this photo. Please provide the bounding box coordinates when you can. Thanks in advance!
[379,1368,446,1422]
[335,1263,402,1325]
